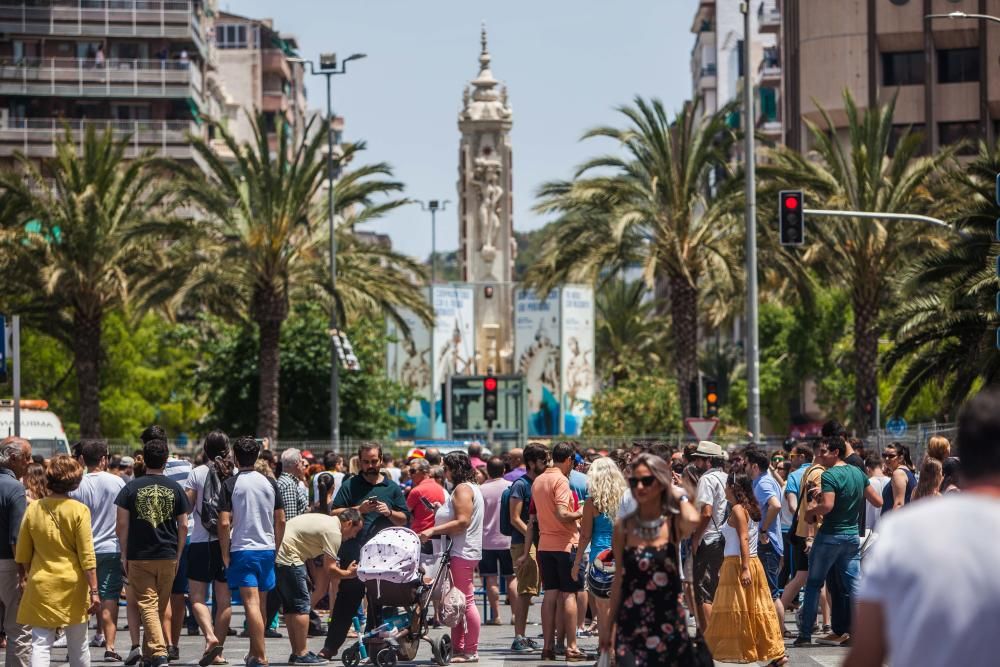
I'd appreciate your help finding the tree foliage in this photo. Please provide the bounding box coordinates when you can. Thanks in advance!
[582,374,680,436]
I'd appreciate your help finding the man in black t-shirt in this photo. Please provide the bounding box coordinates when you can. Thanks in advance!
[115,439,189,667]
[321,443,409,658]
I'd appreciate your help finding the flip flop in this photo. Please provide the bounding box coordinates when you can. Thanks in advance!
[199,645,225,667]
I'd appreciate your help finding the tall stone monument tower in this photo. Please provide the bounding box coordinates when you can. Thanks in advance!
[457,25,514,374]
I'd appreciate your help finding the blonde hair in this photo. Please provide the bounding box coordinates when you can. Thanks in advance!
[586,457,629,518]
[926,436,951,463]
[349,455,360,475]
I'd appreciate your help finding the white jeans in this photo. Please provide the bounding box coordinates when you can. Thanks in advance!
[0,559,31,667]
[31,623,89,667]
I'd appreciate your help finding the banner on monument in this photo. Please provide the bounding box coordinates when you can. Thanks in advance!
[560,285,595,435]
[515,288,561,436]
[386,306,432,438]
[431,285,476,437]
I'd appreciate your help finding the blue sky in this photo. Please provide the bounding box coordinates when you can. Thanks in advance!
[229,0,699,260]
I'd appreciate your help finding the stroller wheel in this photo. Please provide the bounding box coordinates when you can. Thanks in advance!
[375,648,397,667]
[341,645,361,667]
[431,635,452,666]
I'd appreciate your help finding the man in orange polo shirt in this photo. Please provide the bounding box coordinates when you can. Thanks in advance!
[532,442,585,662]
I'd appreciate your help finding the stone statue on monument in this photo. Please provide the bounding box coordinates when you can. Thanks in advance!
[474,157,503,257]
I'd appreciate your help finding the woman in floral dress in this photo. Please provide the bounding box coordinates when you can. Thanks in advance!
[600,454,705,666]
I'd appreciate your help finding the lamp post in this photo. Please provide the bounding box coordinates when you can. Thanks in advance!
[925,11,1000,25]
[417,199,450,285]
[742,2,762,441]
[291,52,366,448]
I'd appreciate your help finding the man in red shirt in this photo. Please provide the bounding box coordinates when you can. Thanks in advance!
[405,458,445,535]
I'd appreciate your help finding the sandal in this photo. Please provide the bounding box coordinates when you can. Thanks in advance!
[767,657,789,667]
[452,656,479,663]
[199,645,225,667]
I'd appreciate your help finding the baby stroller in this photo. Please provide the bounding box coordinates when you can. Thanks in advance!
[341,526,453,667]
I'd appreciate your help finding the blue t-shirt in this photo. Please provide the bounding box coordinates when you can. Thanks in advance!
[509,475,532,546]
[785,462,809,500]
[569,470,588,504]
[753,472,783,556]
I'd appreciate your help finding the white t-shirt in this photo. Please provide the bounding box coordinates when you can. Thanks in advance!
[385,467,402,484]
[183,465,217,544]
[69,471,125,553]
[217,470,283,551]
[165,458,192,486]
[866,475,890,533]
[434,482,483,560]
[311,471,344,505]
[858,494,1000,667]
[695,469,728,545]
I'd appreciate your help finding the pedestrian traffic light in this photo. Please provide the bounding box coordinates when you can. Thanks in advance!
[705,378,719,418]
[779,190,805,246]
[483,375,498,424]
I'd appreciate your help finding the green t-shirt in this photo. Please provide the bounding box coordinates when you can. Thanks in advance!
[819,463,869,536]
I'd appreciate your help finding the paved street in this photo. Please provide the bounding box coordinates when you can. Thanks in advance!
[19,601,847,667]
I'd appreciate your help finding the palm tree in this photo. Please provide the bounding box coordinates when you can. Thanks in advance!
[595,278,669,387]
[0,127,182,437]
[883,140,1000,416]
[524,97,740,417]
[166,113,430,441]
[760,91,954,433]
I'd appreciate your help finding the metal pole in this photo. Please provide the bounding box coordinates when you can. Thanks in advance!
[743,2,762,441]
[430,206,437,285]
[326,73,340,448]
[12,315,20,438]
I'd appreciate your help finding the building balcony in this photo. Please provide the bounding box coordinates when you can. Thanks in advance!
[0,58,202,102]
[261,49,291,80]
[758,118,782,139]
[759,0,780,34]
[0,117,207,169]
[697,62,717,92]
[0,1,205,54]
[759,55,781,86]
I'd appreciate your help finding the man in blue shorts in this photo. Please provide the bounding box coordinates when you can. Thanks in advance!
[218,437,286,667]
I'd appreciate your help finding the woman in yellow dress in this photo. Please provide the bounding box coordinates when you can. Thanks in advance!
[704,471,787,665]
[16,454,100,667]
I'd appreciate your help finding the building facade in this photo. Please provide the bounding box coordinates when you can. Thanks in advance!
[0,0,223,168]
[781,0,998,153]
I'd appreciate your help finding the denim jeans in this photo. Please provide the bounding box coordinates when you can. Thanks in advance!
[758,540,782,598]
[798,533,861,640]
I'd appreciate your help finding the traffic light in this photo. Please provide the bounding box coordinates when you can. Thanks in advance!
[705,378,719,418]
[779,190,805,246]
[483,375,498,424]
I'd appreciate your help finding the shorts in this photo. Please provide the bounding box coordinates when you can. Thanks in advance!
[275,564,310,615]
[791,536,810,573]
[96,552,123,602]
[510,543,538,597]
[227,550,276,592]
[479,549,513,577]
[758,540,782,599]
[171,543,190,595]
[538,550,583,594]
[188,541,227,583]
[694,537,725,604]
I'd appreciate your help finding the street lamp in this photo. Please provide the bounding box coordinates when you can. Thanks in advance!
[417,199,450,285]
[925,11,1000,24]
[741,2,762,440]
[290,51,366,448]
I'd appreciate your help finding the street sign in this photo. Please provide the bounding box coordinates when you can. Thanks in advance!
[886,416,907,437]
[685,417,719,440]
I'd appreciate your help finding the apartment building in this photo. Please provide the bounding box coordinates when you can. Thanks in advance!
[212,11,307,155]
[781,0,999,153]
[0,0,225,168]
[690,0,780,140]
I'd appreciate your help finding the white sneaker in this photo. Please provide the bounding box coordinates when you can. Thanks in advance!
[90,634,106,648]
[125,647,142,666]
[53,633,68,648]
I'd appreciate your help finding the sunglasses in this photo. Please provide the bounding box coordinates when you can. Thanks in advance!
[882,453,898,459]
[772,458,784,464]
[628,475,657,489]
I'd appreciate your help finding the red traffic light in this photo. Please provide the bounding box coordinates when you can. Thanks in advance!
[783,196,799,210]
[484,377,498,391]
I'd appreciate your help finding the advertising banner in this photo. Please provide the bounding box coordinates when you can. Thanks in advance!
[560,285,595,435]
[386,306,432,438]
[514,288,561,436]
[431,285,476,437]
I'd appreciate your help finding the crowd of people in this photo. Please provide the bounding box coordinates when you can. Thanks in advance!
[0,390,996,666]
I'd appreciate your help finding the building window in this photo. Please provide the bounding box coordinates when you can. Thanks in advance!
[889,123,926,156]
[216,24,248,49]
[939,121,980,155]
[882,51,924,86]
[938,48,979,83]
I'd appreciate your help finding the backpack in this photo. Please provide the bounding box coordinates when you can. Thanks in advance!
[199,458,231,537]
[499,476,527,537]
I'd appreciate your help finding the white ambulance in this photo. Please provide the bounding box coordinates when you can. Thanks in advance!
[0,400,71,458]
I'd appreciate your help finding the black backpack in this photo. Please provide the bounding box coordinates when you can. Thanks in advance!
[199,459,230,536]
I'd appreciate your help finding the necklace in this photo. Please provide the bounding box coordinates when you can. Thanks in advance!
[633,514,665,540]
